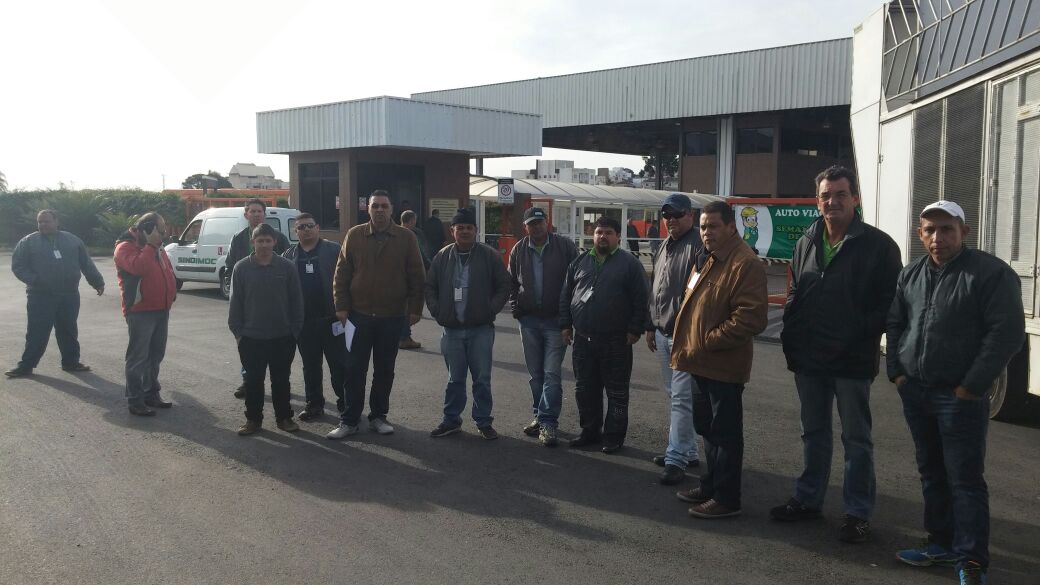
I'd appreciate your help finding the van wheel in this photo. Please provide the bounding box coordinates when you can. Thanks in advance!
[220,271,231,300]
[175,278,184,291]
[989,343,1028,421]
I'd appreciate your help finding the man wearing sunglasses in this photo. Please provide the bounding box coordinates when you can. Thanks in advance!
[282,213,345,421]
[646,194,702,485]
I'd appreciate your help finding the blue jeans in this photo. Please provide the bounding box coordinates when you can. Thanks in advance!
[655,330,700,468]
[19,291,81,369]
[898,379,989,569]
[793,375,876,520]
[440,325,495,427]
[519,316,566,428]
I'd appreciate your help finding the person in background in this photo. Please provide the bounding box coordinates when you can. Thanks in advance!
[228,223,304,436]
[225,198,289,399]
[647,220,661,255]
[508,207,578,447]
[114,213,177,416]
[7,209,104,378]
[426,208,510,440]
[626,219,641,253]
[282,212,345,422]
[399,209,431,350]
[424,209,447,256]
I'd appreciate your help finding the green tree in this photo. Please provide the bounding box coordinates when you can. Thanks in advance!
[642,154,679,178]
[182,170,232,190]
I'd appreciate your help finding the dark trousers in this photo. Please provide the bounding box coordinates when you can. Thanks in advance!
[572,332,632,444]
[19,291,81,369]
[898,379,990,569]
[124,310,169,406]
[297,317,345,412]
[341,313,405,426]
[692,375,745,510]
[238,336,296,423]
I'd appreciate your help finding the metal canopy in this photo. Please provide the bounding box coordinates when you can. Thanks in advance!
[469,176,724,207]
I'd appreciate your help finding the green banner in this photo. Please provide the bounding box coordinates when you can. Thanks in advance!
[732,203,820,260]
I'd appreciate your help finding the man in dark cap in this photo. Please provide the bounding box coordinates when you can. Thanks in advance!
[508,207,578,447]
[425,208,510,440]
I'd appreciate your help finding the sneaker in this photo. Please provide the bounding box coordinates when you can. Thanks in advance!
[237,420,261,436]
[128,403,156,417]
[838,514,871,543]
[61,363,91,372]
[676,487,711,504]
[523,419,541,437]
[476,425,499,440]
[369,418,395,435]
[688,499,741,519]
[769,498,823,522]
[895,542,960,567]
[659,464,685,485]
[430,422,462,438]
[144,394,173,408]
[297,406,323,422]
[326,423,359,440]
[399,338,421,350]
[4,366,32,378]
[958,561,987,585]
[233,384,246,399]
[538,426,558,447]
[276,418,300,432]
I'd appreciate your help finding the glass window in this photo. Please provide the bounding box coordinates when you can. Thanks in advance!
[737,127,775,154]
[179,220,202,245]
[199,217,244,246]
[684,131,718,156]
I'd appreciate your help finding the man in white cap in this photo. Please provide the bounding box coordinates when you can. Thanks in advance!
[888,200,1024,585]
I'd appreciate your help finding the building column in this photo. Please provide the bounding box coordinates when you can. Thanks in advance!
[717,116,735,196]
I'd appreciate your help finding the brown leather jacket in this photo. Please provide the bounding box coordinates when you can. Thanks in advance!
[670,233,768,384]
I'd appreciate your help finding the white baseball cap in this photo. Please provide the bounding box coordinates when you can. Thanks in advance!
[920,200,966,222]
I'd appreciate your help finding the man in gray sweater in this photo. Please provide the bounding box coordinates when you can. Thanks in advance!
[229,224,304,436]
[7,209,105,377]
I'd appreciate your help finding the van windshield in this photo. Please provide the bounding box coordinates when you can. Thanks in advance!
[200,217,244,245]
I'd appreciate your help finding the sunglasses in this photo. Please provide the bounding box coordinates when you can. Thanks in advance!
[295,223,317,230]
[661,210,687,220]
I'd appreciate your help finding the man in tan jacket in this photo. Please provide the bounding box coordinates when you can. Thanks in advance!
[670,200,767,519]
[327,190,426,440]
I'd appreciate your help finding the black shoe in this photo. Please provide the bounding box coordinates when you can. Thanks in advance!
[676,487,711,504]
[61,363,91,373]
[128,404,156,416]
[297,407,323,421]
[430,422,462,438]
[653,455,666,467]
[838,515,871,543]
[601,442,623,454]
[659,464,685,485]
[569,434,601,448]
[476,425,499,440]
[522,419,541,437]
[4,366,32,378]
[144,395,173,408]
[769,498,823,522]
[233,384,246,399]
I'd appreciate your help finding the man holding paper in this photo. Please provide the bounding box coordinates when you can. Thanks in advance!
[327,191,426,440]
[282,213,345,421]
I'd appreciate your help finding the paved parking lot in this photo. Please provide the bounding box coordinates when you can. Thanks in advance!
[1,252,1038,585]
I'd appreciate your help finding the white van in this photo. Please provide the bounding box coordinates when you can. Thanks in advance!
[165,206,300,298]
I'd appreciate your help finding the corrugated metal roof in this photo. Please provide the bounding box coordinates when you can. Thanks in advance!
[469,176,724,207]
[414,39,852,127]
[257,96,542,156]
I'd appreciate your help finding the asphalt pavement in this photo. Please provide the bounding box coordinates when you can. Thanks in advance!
[1,253,1038,585]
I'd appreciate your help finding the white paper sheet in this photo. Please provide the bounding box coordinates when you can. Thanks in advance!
[332,320,357,352]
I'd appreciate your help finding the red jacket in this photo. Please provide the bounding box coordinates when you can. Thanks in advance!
[114,231,177,316]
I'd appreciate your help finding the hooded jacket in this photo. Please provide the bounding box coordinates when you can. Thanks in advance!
[114,230,177,316]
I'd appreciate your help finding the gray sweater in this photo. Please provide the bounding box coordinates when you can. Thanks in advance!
[228,255,304,340]
[11,231,105,293]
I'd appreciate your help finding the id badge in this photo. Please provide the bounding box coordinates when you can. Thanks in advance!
[53,250,62,260]
[454,287,464,302]
[579,288,593,303]
[305,263,315,274]
[687,272,700,290]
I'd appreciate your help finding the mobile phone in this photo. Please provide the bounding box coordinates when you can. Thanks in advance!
[139,220,157,235]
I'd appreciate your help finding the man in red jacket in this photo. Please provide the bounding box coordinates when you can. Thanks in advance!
[114,213,177,416]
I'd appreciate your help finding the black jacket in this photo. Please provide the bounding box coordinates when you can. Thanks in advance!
[425,243,510,329]
[508,234,578,320]
[226,225,290,279]
[886,248,1025,396]
[781,215,902,378]
[282,238,341,320]
[560,248,649,336]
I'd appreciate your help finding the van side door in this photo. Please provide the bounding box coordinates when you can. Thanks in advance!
[171,220,203,276]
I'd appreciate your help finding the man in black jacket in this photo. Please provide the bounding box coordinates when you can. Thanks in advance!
[508,207,578,446]
[426,209,510,440]
[282,213,344,421]
[771,166,902,544]
[888,200,1023,585]
[560,216,649,453]
[226,199,289,399]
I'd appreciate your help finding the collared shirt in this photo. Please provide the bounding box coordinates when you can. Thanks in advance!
[295,245,325,319]
[594,246,619,271]
[453,250,472,322]
[528,237,549,307]
[822,227,845,268]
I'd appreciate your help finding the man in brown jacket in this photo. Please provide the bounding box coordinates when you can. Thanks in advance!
[670,200,767,519]
[327,190,426,440]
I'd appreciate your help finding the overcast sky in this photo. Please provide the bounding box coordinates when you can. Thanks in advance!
[1,0,885,191]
